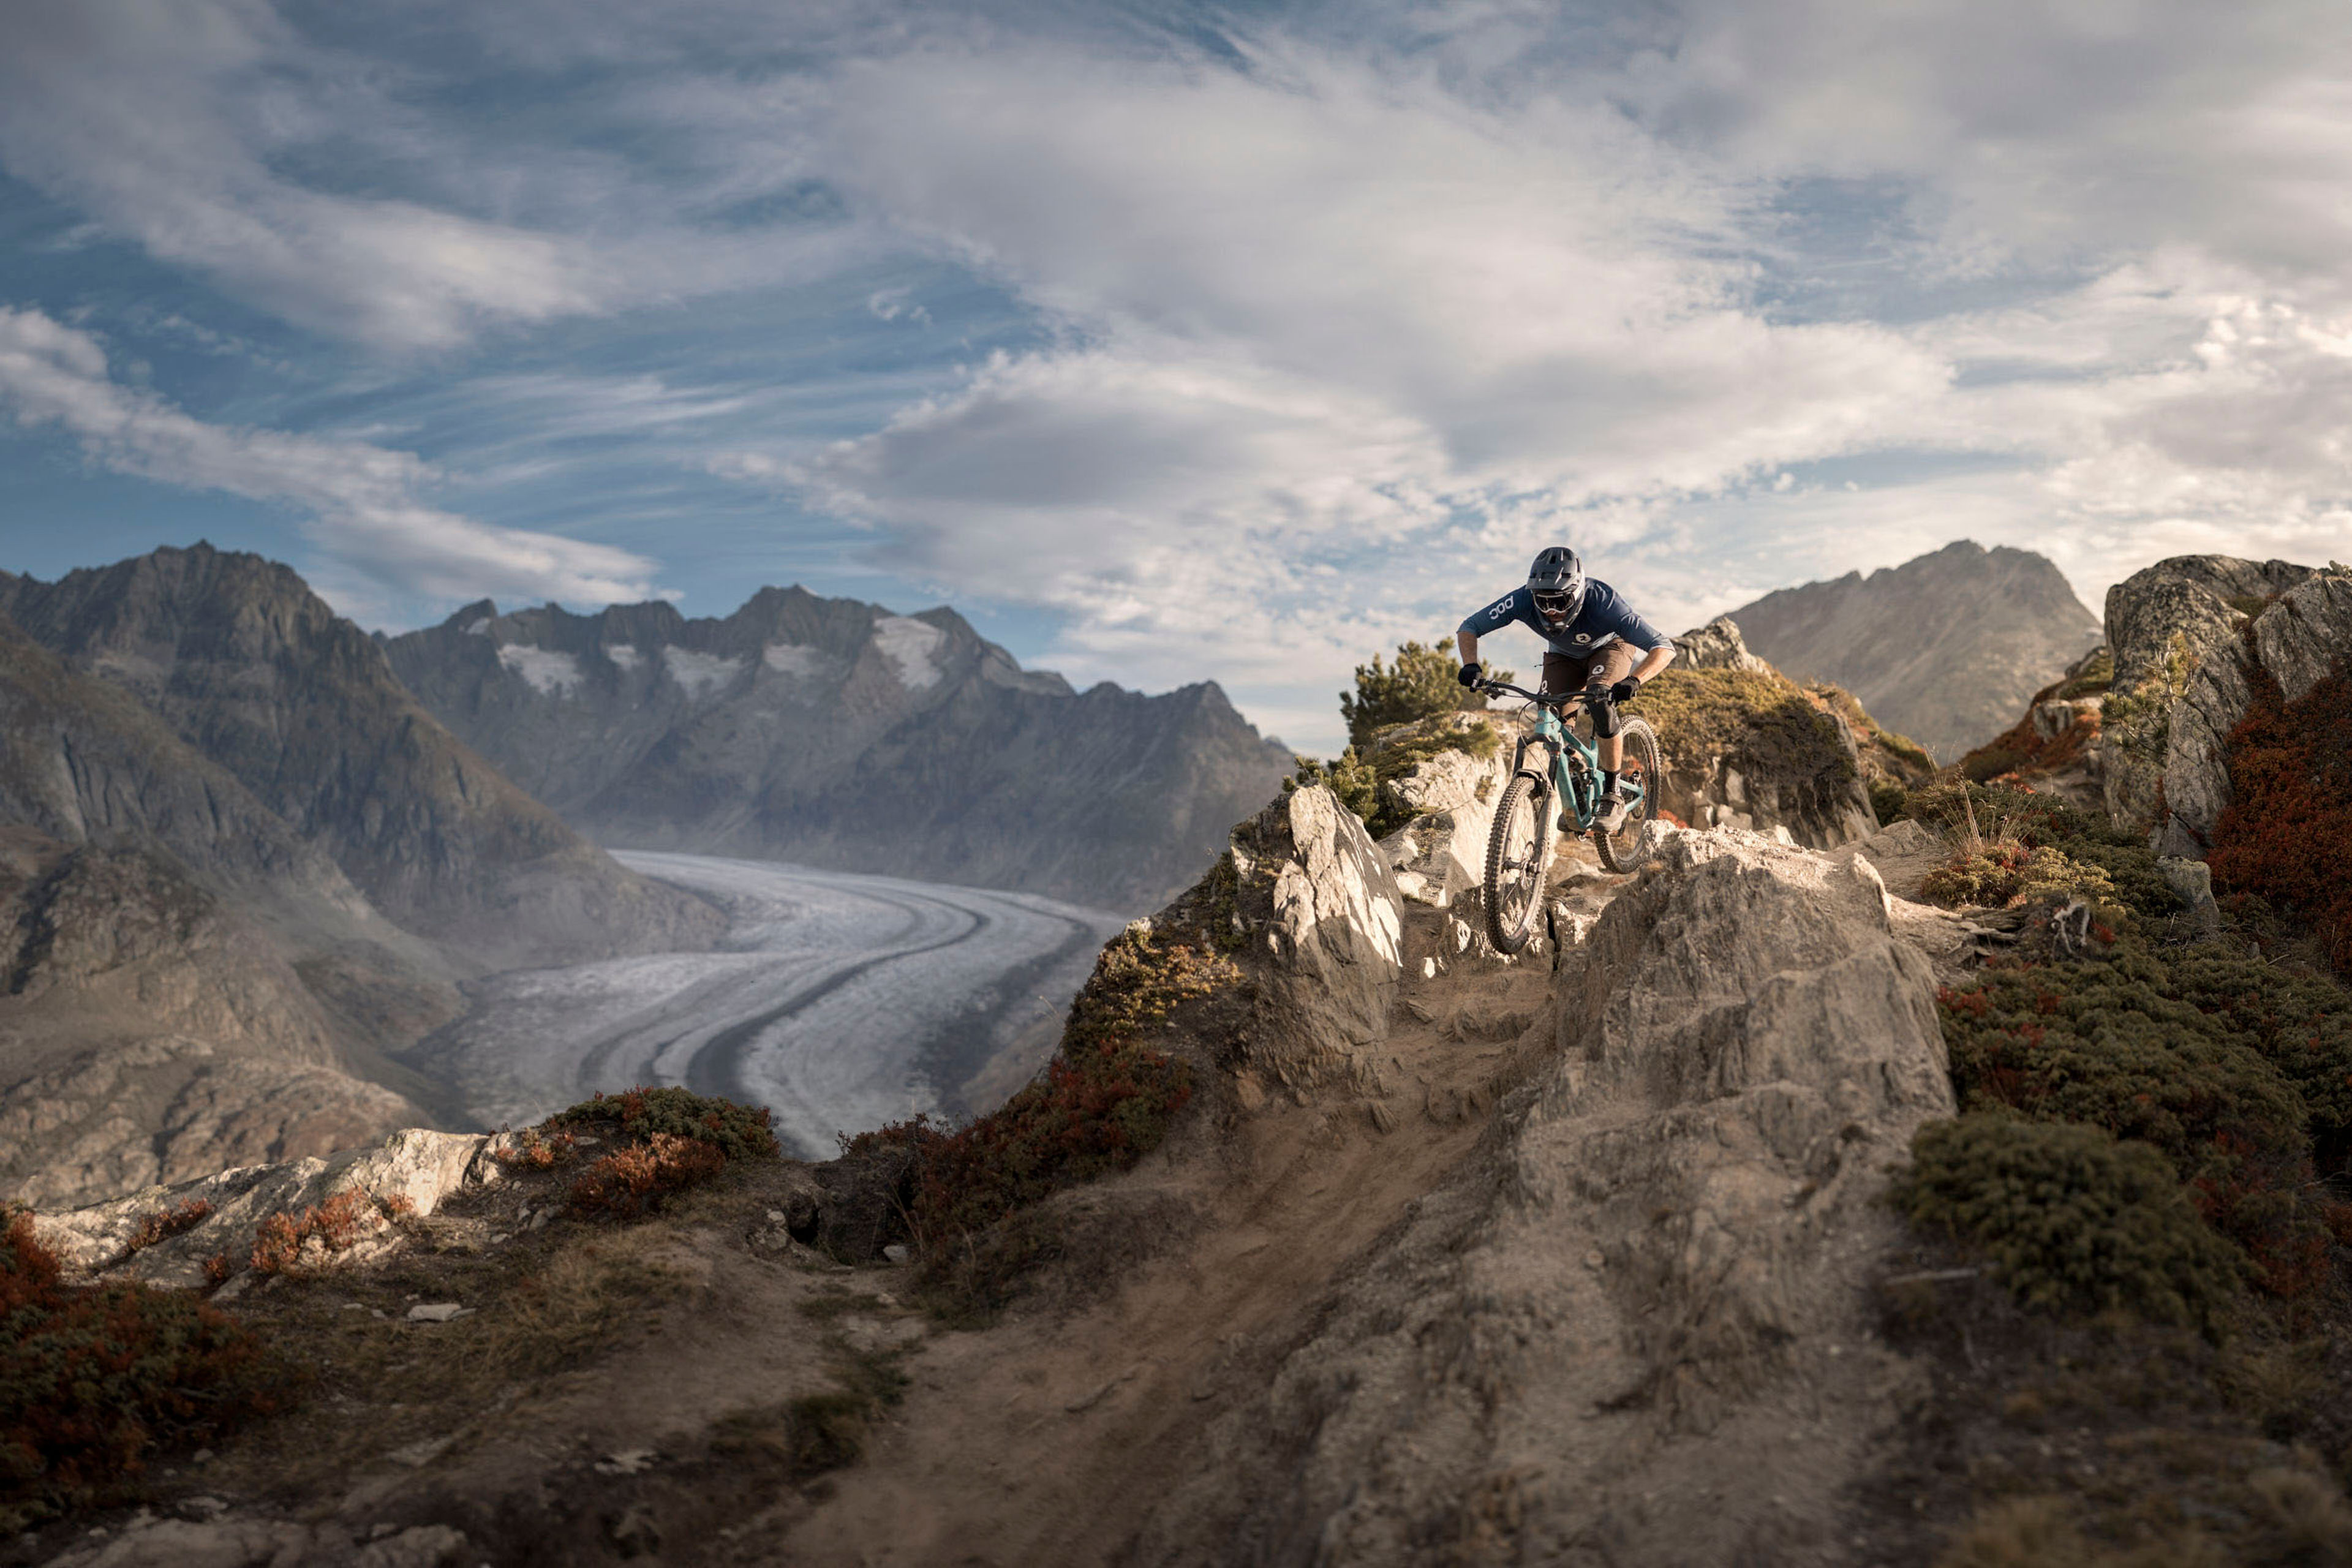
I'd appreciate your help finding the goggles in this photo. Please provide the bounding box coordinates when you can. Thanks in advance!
[1532,588,1576,616]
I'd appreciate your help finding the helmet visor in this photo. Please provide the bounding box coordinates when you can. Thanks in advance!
[1532,588,1575,617]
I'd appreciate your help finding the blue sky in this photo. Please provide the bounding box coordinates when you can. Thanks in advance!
[2,0,2349,754]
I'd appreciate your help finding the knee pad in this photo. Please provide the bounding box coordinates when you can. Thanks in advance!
[1589,691,1621,739]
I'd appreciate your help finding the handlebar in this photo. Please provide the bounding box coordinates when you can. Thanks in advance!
[1477,679,1593,710]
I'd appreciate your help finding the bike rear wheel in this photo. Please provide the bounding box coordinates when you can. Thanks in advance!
[1483,772,1551,954]
[1594,718,1662,874]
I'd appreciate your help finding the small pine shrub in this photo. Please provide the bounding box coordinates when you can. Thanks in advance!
[1,1212,283,1526]
[550,1086,780,1163]
[1336,640,1507,749]
[1939,956,2329,1297]
[1921,843,2118,911]
[1892,1116,2248,1333]
[566,1133,728,1219]
[2208,658,2352,975]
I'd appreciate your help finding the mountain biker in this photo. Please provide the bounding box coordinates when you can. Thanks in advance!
[1454,547,1676,833]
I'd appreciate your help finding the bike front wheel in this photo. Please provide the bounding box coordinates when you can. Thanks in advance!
[1594,717,1663,873]
[1483,772,1551,955]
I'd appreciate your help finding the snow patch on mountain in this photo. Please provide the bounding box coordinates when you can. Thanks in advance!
[663,646,745,699]
[763,643,821,677]
[606,645,643,671]
[495,644,582,697]
[873,616,946,690]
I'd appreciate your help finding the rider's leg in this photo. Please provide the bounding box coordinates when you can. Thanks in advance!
[1588,646,1639,824]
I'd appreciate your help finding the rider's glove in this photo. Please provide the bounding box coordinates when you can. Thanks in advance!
[1457,662,1483,689]
[1607,677,1642,706]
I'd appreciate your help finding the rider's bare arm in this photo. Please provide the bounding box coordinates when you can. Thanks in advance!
[1630,643,1675,685]
[1458,629,1480,669]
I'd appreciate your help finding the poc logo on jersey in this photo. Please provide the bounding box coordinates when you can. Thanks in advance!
[1487,600,1513,623]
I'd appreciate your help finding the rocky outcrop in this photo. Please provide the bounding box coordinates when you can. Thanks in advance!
[1730,540,2103,760]
[2155,562,2350,856]
[382,587,1294,913]
[0,545,721,971]
[33,1126,493,1289]
[1225,785,1406,1095]
[1671,615,1776,675]
[1133,829,1953,1564]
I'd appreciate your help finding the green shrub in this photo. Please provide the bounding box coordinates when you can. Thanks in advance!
[1939,957,2329,1297]
[1638,666,1855,785]
[1,1212,285,1527]
[1869,777,1912,825]
[1337,640,1508,749]
[550,1085,779,1163]
[1892,1116,2248,1333]
[2163,954,2352,1166]
[1904,780,2180,920]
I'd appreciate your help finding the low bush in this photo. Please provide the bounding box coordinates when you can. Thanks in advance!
[1903,780,2179,920]
[1891,1116,2248,1333]
[1,1211,284,1527]
[249,1189,402,1277]
[567,1133,728,1219]
[549,1085,780,1163]
[1920,844,2119,912]
[2209,658,2352,976]
[126,1198,211,1254]
[494,1127,579,1171]
[1939,955,2333,1298]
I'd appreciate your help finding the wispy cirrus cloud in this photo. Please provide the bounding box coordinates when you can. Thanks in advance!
[0,306,662,604]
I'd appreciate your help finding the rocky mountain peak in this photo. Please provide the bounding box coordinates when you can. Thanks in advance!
[1727,538,2103,760]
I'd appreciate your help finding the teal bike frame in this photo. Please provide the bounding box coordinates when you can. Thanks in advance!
[1480,680,1646,830]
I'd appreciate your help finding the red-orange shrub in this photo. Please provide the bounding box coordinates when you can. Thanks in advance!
[247,1190,389,1277]
[2209,659,2352,974]
[494,1128,579,1171]
[1,1212,281,1524]
[566,1133,727,1219]
[126,1198,211,1253]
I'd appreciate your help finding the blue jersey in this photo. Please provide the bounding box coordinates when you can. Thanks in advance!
[1458,579,1667,658]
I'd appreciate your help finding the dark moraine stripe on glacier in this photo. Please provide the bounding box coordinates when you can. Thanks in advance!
[405,853,1128,1159]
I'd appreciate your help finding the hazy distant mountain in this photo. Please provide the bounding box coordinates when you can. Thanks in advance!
[0,545,722,971]
[1727,541,2103,760]
[0,611,453,1206]
[384,587,1295,912]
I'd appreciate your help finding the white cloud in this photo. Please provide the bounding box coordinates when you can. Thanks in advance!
[0,306,663,606]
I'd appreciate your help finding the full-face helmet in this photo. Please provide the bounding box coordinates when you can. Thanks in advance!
[1528,547,1585,625]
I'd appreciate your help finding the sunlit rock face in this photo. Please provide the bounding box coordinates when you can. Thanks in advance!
[385,585,1295,913]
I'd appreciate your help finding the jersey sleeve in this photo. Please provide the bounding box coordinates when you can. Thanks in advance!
[1460,587,1529,639]
[1597,595,1669,651]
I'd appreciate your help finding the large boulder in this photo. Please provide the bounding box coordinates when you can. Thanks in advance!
[2130,562,2350,857]
[1671,615,1776,675]
[2097,555,2320,832]
[1134,829,1954,1565]
[1226,785,1406,1095]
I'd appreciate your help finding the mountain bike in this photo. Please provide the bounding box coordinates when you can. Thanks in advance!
[1474,680,1664,954]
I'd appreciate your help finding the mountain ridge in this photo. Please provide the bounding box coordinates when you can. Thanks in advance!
[1727,539,2102,760]
[384,586,1295,912]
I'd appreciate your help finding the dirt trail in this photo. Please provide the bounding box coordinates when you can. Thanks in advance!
[772,900,1575,1568]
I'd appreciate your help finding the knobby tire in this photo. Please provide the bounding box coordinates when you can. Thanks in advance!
[1594,717,1662,874]
[1483,772,1550,955]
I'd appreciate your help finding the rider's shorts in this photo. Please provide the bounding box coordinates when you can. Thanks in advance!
[1541,643,1639,698]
